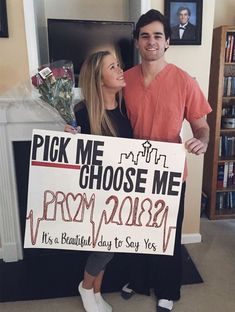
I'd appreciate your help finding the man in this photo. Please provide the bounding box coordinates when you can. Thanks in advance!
[171,6,196,40]
[122,9,211,312]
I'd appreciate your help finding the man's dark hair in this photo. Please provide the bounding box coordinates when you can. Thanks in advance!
[177,6,191,16]
[133,9,171,40]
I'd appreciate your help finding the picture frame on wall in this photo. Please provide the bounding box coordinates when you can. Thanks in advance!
[0,0,8,38]
[164,0,203,45]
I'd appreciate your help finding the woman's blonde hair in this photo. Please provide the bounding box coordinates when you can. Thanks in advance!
[79,50,121,136]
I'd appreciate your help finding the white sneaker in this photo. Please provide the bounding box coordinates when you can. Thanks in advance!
[78,281,99,312]
[95,292,112,312]
[158,299,173,311]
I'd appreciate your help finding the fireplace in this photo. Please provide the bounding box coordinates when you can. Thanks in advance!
[0,97,63,262]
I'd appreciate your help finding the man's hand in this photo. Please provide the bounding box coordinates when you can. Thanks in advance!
[185,137,208,155]
[187,117,210,155]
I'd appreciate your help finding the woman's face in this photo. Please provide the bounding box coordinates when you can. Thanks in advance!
[101,54,126,92]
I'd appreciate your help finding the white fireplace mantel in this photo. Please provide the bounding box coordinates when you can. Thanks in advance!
[0,97,63,262]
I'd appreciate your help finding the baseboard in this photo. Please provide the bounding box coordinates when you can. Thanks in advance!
[182,233,202,244]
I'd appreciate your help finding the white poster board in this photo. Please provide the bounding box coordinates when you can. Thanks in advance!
[24,129,186,255]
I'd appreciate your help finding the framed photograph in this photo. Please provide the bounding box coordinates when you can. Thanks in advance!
[0,0,8,37]
[164,0,203,45]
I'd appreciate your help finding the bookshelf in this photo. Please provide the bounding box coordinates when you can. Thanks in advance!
[203,26,235,220]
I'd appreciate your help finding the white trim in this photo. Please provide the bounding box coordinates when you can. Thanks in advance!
[141,0,151,13]
[23,0,39,76]
[181,233,202,244]
[0,110,23,262]
[0,98,63,262]
[129,0,151,22]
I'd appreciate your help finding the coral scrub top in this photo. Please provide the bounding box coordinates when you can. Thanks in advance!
[123,64,212,179]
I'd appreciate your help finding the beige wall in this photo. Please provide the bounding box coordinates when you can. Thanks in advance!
[44,0,129,20]
[214,0,235,27]
[0,0,29,93]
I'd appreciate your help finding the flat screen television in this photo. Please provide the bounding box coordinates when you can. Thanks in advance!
[47,19,136,84]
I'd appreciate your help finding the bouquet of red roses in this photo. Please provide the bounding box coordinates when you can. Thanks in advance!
[31,60,77,126]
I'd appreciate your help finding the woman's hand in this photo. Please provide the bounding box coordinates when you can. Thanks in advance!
[64,124,81,134]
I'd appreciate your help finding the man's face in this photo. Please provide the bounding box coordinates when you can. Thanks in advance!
[178,9,190,25]
[136,21,169,62]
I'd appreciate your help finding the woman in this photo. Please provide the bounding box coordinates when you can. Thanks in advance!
[65,50,132,312]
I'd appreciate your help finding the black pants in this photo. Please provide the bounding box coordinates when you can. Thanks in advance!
[128,182,186,301]
[85,251,114,276]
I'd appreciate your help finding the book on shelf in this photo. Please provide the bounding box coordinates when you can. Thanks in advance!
[221,106,235,116]
[228,161,234,186]
[217,164,224,188]
[216,192,223,210]
[233,161,235,185]
[223,76,235,96]
[228,34,234,63]
[227,77,232,96]
[223,162,229,188]
[233,43,235,62]
[227,137,234,157]
[220,136,235,157]
[223,77,228,96]
[217,162,235,189]
[219,136,222,157]
[232,77,235,95]
[216,191,235,210]
[225,33,235,63]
